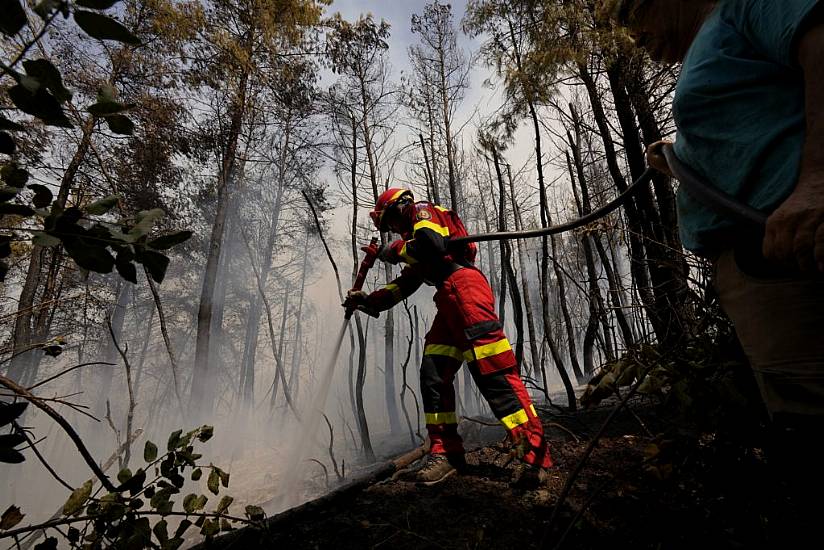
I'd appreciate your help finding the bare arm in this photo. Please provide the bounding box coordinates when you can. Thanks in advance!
[763,18,824,272]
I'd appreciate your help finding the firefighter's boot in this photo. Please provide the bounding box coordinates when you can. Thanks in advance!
[414,454,457,485]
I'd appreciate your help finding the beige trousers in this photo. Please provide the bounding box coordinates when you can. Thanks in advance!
[714,249,824,421]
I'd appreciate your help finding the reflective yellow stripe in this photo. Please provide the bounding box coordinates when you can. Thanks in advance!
[434,206,449,212]
[463,350,475,362]
[388,189,406,203]
[399,242,417,265]
[472,338,512,360]
[384,283,403,302]
[424,344,465,362]
[530,404,537,417]
[425,411,458,425]
[500,408,529,430]
[413,220,450,237]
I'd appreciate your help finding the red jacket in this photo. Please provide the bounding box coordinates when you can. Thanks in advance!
[366,202,477,312]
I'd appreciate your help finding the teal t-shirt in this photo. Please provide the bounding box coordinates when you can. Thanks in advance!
[673,0,819,253]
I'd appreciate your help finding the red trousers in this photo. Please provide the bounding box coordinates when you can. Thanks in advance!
[421,267,552,468]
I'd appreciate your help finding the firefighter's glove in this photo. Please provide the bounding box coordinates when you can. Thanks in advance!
[342,290,369,310]
[376,243,398,264]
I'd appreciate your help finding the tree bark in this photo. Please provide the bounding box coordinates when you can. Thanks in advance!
[490,146,524,370]
[507,21,575,408]
[348,114,375,460]
[7,116,95,384]
[239,129,289,406]
[507,165,541,382]
[606,62,689,348]
[191,67,250,412]
[95,278,130,417]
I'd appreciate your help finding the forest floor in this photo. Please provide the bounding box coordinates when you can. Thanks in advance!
[202,395,811,550]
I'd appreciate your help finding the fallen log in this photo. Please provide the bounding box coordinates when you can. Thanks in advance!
[194,444,428,549]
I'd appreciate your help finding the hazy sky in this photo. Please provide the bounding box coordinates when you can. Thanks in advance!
[327,0,519,165]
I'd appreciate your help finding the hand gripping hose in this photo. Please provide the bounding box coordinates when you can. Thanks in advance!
[661,143,767,227]
[345,237,381,320]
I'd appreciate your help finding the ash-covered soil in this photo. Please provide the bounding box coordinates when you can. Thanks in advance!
[201,398,810,550]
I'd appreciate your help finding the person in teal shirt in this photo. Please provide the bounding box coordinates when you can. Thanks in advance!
[604,0,824,535]
[671,0,818,254]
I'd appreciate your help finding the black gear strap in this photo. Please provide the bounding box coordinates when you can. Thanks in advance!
[464,320,502,341]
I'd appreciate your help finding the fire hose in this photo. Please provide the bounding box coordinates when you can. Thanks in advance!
[346,144,768,303]
[448,143,766,249]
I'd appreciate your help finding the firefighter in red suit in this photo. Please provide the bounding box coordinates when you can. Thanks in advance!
[344,188,553,486]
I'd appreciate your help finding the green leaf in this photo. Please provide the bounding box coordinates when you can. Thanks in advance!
[117,467,133,484]
[144,440,158,462]
[191,468,202,481]
[218,469,229,488]
[73,10,140,45]
[0,186,20,203]
[62,480,92,516]
[27,184,53,208]
[1,164,29,187]
[0,235,10,258]
[207,469,220,495]
[0,117,24,132]
[215,495,233,515]
[76,0,120,9]
[0,505,24,531]
[42,344,62,357]
[195,494,208,511]
[87,100,129,116]
[148,230,193,250]
[0,132,15,154]
[0,0,27,36]
[128,208,165,240]
[31,231,60,247]
[167,429,182,451]
[174,519,192,538]
[32,536,57,550]
[33,0,60,20]
[0,402,27,427]
[22,59,72,103]
[0,434,26,449]
[153,519,169,545]
[104,113,134,135]
[138,249,170,284]
[200,518,219,537]
[168,471,185,488]
[115,249,137,283]
[85,194,119,215]
[63,237,115,273]
[0,448,25,463]
[20,75,40,93]
[245,505,265,521]
[182,493,207,513]
[149,488,173,510]
[97,83,117,103]
[0,203,35,217]
[197,425,214,442]
[119,468,147,495]
[7,84,72,128]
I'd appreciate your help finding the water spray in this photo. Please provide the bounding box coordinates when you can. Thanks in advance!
[271,234,381,511]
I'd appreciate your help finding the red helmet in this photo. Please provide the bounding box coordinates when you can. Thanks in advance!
[370,188,413,230]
